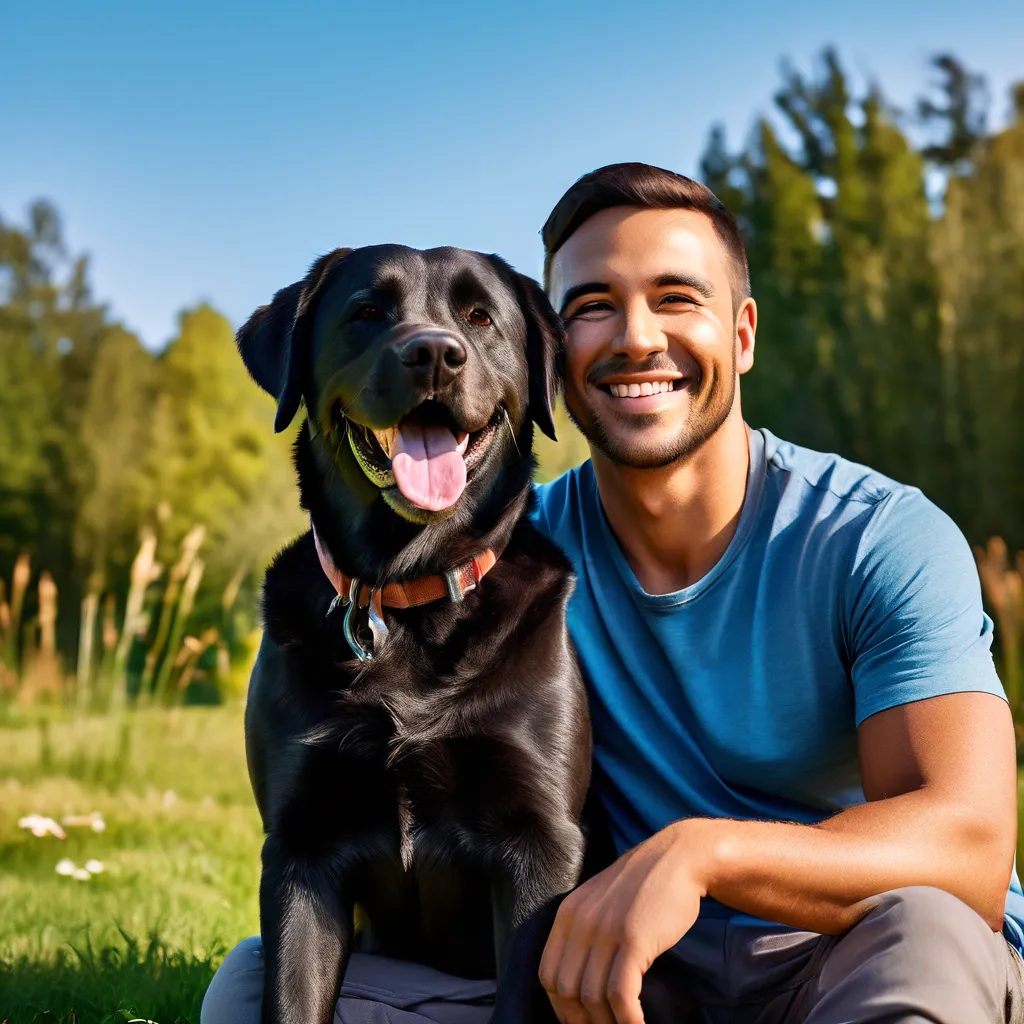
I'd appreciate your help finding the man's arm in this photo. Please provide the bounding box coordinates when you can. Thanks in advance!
[539,690,1017,1024]
[703,690,1016,934]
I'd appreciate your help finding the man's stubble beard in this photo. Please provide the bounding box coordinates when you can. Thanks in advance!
[566,350,737,471]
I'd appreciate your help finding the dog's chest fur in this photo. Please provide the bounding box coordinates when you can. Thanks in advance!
[330,661,500,869]
[375,688,460,871]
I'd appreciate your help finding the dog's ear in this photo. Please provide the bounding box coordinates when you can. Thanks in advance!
[237,248,352,433]
[515,272,563,442]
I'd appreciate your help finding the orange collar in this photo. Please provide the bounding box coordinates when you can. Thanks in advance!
[312,525,497,612]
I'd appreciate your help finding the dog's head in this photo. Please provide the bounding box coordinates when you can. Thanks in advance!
[238,245,562,568]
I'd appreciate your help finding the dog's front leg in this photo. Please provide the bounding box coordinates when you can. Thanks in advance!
[489,825,585,1024]
[489,893,563,1024]
[259,832,353,1024]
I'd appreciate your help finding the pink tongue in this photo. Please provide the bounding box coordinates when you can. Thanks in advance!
[391,420,467,511]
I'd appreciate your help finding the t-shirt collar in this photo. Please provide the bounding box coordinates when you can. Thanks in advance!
[592,424,768,609]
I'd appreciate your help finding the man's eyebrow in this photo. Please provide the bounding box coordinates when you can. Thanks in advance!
[654,273,715,298]
[558,282,609,316]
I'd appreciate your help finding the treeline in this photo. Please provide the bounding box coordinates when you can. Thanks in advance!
[0,204,305,692]
[701,50,1024,550]
[1,49,1022,694]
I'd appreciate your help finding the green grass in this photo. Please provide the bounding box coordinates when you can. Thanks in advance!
[0,706,263,1024]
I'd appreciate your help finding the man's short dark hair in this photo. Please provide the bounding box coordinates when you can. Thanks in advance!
[541,162,750,312]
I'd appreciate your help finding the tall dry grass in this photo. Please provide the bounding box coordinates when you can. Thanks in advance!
[0,520,250,714]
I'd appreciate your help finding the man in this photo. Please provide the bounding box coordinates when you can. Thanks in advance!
[532,162,1024,1024]
[202,164,1024,1024]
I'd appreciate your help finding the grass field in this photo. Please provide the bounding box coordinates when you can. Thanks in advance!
[0,706,262,1024]
[3,705,1024,1024]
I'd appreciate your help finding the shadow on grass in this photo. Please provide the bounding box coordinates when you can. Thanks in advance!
[0,931,220,1024]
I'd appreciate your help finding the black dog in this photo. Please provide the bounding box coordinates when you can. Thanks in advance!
[238,245,593,1024]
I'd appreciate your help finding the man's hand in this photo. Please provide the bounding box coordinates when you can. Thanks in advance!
[538,822,705,1024]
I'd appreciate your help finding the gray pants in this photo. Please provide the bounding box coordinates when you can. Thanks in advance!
[201,887,1024,1023]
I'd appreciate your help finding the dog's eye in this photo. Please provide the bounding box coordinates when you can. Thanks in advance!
[355,304,384,322]
[466,309,492,327]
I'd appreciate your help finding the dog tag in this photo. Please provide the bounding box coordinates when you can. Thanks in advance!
[343,579,373,662]
[366,590,390,651]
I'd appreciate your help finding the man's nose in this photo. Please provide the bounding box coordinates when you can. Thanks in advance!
[614,304,667,360]
[398,331,467,389]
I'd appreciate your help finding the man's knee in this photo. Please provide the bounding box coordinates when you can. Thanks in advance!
[860,885,993,956]
[830,886,1006,1003]
[201,936,264,1024]
[803,887,1014,1023]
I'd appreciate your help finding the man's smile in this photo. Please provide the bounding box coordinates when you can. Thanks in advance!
[588,370,694,414]
[606,381,675,397]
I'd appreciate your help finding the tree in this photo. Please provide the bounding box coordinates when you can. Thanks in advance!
[72,325,156,582]
[0,202,130,651]
[138,303,305,618]
[918,54,989,170]
[933,85,1024,546]
[705,50,949,515]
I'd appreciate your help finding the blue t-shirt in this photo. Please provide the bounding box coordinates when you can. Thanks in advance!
[533,426,1024,946]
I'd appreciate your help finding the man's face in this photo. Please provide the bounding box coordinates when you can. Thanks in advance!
[549,206,755,469]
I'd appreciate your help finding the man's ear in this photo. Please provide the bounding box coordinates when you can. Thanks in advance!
[236,248,352,433]
[515,272,564,442]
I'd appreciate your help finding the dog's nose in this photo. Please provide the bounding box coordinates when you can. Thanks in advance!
[398,333,467,387]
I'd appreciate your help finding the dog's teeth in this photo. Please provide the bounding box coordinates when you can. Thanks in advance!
[372,427,398,458]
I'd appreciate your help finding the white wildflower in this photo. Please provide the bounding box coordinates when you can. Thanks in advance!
[55,858,76,876]
[18,814,66,840]
[72,867,91,881]
[84,859,104,874]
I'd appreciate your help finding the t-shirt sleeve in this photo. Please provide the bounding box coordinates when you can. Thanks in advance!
[845,489,1006,726]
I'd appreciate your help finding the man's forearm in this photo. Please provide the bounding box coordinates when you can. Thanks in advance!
[675,789,1014,934]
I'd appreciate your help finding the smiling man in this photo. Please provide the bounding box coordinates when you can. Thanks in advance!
[531,162,1024,1024]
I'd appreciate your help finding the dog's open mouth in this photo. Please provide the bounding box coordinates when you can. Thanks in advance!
[341,400,502,514]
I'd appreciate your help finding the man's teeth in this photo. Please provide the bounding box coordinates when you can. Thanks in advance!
[607,381,675,398]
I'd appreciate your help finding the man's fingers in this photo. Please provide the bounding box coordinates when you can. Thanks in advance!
[551,915,599,1024]
[606,948,646,1024]
[540,900,586,1024]
[578,934,620,1024]
[539,897,574,997]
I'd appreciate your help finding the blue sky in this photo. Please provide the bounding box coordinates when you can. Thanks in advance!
[3,0,1023,349]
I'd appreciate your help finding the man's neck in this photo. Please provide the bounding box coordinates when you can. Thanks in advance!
[590,405,751,596]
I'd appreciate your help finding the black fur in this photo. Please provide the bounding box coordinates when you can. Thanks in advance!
[239,244,592,1024]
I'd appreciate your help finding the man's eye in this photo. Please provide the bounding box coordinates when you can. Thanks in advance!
[355,304,384,322]
[659,294,696,307]
[569,302,613,319]
[466,309,492,327]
